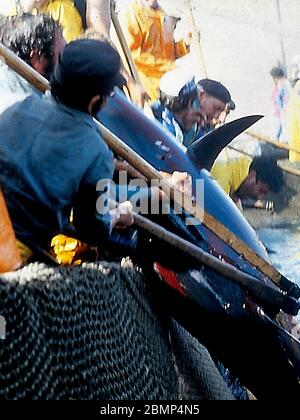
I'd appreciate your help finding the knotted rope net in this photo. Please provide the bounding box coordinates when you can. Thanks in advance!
[0,261,233,400]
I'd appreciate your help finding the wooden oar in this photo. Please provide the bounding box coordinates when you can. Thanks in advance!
[228,145,253,158]
[278,160,300,178]
[0,42,298,298]
[107,199,299,314]
[183,0,208,78]
[110,3,154,115]
[110,0,142,86]
[246,129,300,156]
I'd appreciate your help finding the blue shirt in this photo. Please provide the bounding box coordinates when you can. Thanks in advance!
[151,101,186,148]
[0,94,114,248]
[151,100,213,148]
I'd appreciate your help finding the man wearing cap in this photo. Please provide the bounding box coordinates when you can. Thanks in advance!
[152,69,234,148]
[189,79,235,146]
[152,71,202,147]
[0,39,134,254]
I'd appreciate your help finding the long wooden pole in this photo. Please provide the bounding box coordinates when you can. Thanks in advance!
[0,42,297,296]
[228,145,253,158]
[184,0,208,78]
[110,1,142,86]
[108,197,298,313]
[133,213,298,314]
[246,129,300,156]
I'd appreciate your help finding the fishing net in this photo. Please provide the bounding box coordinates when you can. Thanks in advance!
[0,261,233,400]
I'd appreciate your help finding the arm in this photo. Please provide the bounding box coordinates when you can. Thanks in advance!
[120,7,174,73]
[86,0,111,37]
[72,145,134,245]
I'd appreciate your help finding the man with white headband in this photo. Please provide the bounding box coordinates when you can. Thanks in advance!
[152,67,234,148]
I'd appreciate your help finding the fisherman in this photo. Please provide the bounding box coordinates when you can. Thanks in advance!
[120,0,191,101]
[13,1,149,107]
[0,13,65,113]
[151,71,204,147]
[13,0,83,42]
[152,68,234,148]
[270,66,290,142]
[211,156,284,206]
[0,39,136,256]
[9,0,112,40]
[190,79,235,145]
[286,56,300,163]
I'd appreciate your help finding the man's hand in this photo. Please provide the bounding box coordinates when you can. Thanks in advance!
[126,77,150,108]
[110,201,134,229]
[160,171,192,197]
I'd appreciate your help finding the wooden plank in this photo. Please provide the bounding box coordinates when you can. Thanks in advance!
[183,0,208,78]
[110,1,142,86]
[246,129,300,156]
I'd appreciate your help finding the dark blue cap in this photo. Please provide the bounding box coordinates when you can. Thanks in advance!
[198,79,234,108]
[53,39,125,95]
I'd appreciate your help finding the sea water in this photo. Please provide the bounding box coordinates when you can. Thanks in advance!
[258,224,300,288]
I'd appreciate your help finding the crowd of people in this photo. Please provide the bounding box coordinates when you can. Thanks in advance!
[0,0,285,261]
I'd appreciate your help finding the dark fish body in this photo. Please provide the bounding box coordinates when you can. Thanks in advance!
[100,91,300,398]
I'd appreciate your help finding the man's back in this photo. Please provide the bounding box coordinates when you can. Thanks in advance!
[0,94,114,248]
[211,157,252,196]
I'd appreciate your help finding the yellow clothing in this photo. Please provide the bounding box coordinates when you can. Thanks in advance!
[121,0,188,101]
[17,240,33,264]
[211,157,252,196]
[39,0,83,42]
[51,234,98,265]
[287,80,300,163]
[6,1,83,42]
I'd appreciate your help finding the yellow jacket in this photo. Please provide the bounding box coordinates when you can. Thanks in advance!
[39,0,83,42]
[6,1,83,42]
[121,0,188,101]
[211,157,252,196]
[286,80,300,163]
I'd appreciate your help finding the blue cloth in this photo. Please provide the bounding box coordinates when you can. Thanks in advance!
[151,101,185,147]
[0,94,114,248]
[152,100,213,148]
